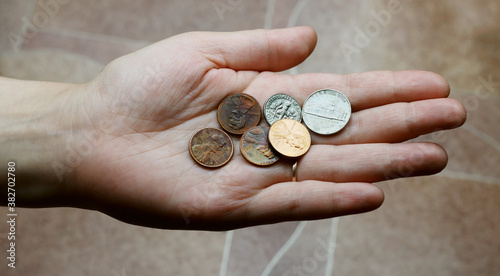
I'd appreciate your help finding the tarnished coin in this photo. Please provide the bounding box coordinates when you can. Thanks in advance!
[263,93,302,125]
[189,128,233,168]
[240,125,279,166]
[268,119,311,158]
[217,93,261,135]
[302,89,351,135]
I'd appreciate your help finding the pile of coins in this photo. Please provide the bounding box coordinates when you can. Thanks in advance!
[189,89,351,168]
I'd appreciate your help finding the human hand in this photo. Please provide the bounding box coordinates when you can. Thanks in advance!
[5,27,466,230]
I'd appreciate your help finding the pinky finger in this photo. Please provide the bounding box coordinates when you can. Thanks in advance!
[246,181,384,224]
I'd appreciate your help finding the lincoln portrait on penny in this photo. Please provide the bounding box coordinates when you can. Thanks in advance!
[229,95,256,130]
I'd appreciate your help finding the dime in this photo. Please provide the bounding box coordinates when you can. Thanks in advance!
[189,128,234,168]
[240,125,279,166]
[263,93,302,125]
[217,93,261,135]
[302,89,351,135]
[268,119,311,158]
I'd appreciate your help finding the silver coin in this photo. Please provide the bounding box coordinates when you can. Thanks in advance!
[263,93,302,125]
[302,89,351,135]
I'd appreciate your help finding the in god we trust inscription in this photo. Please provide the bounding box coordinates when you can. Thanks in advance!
[302,89,351,135]
[263,93,302,125]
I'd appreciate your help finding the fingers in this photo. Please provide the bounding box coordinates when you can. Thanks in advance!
[312,98,467,145]
[246,181,384,223]
[246,72,465,145]
[296,142,447,183]
[189,26,317,71]
[244,142,446,223]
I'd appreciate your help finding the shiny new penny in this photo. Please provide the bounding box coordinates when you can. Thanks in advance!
[268,119,311,158]
[189,128,233,168]
[240,125,279,166]
[263,93,302,125]
[302,89,351,135]
[217,93,261,135]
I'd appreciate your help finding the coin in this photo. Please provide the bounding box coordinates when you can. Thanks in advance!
[302,89,351,135]
[189,128,234,168]
[268,119,311,158]
[217,93,261,135]
[263,93,302,125]
[240,125,279,166]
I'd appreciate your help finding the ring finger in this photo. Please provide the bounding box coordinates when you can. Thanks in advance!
[294,142,448,183]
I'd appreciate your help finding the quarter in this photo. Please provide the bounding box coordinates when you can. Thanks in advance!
[189,128,234,168]
[217,93,261,135]
[240,125,279,166]
[268,119,311,158]
[302,89,351,135]
[263,93,302,125]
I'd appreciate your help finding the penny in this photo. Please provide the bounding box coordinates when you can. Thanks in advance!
[189,128,233,168]
[302,89,351,135]
[263,93,302,125]
[240,125,279,166]
[268,119,311,158]
[217,93,261,135]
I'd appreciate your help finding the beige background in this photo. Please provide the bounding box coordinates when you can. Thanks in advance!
[1,0,499,275]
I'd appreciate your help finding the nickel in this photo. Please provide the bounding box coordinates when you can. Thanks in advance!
[217,93,261,135]
[268,119,311,158]
[189,128,233,168]
[302,89,351,135]
[263,93,302,125]
[240,125,279,166]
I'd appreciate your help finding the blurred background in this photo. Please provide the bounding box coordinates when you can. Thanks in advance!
[1,0,499,275]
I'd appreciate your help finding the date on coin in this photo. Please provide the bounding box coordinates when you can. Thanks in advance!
[263,93,302,125]
[189,128,234,168]
[240,125,279,166]
[269,119,311,158]
[217,93,261,135]
[302,89,351,135]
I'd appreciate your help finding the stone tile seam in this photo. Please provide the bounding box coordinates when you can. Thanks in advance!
[462,122,500,153]
[325,218,340,276]
[261,221,308,276]
[219,230,234,276]
[440,170,500,186]
[263,0,276,29]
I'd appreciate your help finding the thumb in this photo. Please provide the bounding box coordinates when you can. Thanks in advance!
[185,26,317,72]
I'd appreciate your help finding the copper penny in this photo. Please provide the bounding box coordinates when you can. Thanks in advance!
[217,93,261,135]
[189,128,234,168]
[240,125,279,166]
[268,119,311,158]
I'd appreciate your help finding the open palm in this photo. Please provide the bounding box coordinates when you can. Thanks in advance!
[69,27,466,230]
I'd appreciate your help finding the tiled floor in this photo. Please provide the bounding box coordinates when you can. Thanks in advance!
[1,0,499,275]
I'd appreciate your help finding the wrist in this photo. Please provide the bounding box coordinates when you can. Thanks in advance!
[0,77,95,207]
